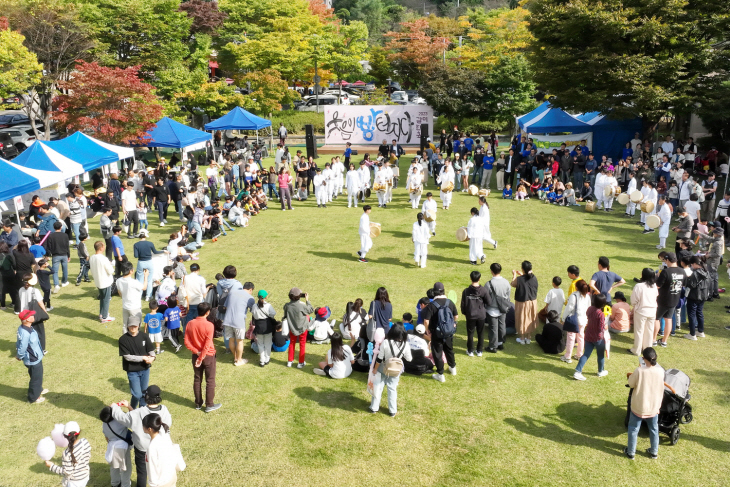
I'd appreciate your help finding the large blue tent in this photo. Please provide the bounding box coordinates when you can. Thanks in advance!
[44,132,118,172]
[145,117,212,148]
[518,104,590,133]
[204,107,272,131]
[576,112,643,160]
[11,141,85,177]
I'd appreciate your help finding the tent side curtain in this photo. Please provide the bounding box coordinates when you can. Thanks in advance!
[145,117,212,149]
[204,106,272,131]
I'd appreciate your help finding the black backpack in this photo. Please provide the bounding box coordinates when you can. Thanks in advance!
[217,286,231,315]
[433,300,456,339]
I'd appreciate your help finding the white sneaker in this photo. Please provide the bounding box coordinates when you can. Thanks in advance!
[525,339,531,345]
[560,356,572,364]
[573,372,587,381]
[160,222,165,227]
[476,352,482,357]
[61,282,69,288]
[696,332,705,338]
[297,361,307,369]
[313,368,326,376]
[286,361,293,367]
[515,338,524,344]
[597,370,608,377]
[449,366,457,376]
[683,334,697,341]
[467,351,474,357]
[432,373,445,383]
[52,286,60,294]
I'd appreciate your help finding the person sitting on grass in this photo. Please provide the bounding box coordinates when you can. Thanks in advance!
[535,310,566,354]
[310,306,335,344]
[313,332,355,379]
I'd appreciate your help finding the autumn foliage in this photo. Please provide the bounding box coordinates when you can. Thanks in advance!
[54,61,163,145]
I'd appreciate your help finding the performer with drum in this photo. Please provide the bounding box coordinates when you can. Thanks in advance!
[655,194,673,249]
[624,171,638,218]
[641,182,658,234]
[467,207,486,265]
[438,161,456,210]
[603,169,619,212]
[382,159,395,205]
[421,192,438,236]
[407,166,424,210]
[357,161,370,203]
[373,164,389,208]
[412,212,431,268]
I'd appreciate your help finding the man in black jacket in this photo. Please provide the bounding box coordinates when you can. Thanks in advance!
[460,271,492,356]
[423,282,459,383]
[504,149,520,188]
[378,139,389,160]
[45,221,70,291]
[143,168,156,208]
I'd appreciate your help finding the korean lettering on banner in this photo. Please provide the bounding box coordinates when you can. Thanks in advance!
[325,105,433,145]
[529,132,593,152]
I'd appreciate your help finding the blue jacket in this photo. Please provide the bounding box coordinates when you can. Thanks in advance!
[37,213,58,236]
[16,325,43,366]
[0,229,19,249]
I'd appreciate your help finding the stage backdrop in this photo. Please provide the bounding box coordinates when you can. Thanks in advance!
[324,105,433,145]
[529,132,593,152]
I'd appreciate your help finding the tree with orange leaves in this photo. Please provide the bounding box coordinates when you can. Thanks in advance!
[384,18,449,85]
[54,61,163,145]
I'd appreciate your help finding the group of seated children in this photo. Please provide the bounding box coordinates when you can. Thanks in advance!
[502,176,577,206]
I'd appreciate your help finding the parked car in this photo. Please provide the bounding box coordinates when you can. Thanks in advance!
[0,133,20,159]
[0,127,34,152]
[12,124,60,140]
[297,96,340,111]
[0,113,30,128]
[390,91,408,102]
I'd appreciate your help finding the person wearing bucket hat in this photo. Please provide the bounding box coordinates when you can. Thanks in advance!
[111,384,172,487]
[16,308,47,403]
[46,421,91,486]
[251,289,277,367]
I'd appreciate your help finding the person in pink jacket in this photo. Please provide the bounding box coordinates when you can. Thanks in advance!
[630,269,659,355]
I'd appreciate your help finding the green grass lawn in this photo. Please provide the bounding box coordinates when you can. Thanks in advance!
[2,164,730,487]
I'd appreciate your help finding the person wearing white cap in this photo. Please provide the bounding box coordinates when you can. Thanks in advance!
[45,421,91,486]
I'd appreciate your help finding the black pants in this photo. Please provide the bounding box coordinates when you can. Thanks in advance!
[0,273,16,308]
[466,318,485,353]
[431,336,455,375]
[486,313,506,350]
[105,237,113,261]
[32,321,46,351]
[41,288,51,308]
[26,361,43,402]
[504,171,514,187]
[134,446,147,487]
[126,210,139,236]
[114,254,129,279]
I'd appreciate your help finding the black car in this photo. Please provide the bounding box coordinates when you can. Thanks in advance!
[0,113,30,128]
[0,133,20,159]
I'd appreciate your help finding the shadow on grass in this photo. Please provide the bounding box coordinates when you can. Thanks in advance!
[108,377,196,409]
[0,383,106,418]
[293,386,362,412]
[308,251,358,262]
[56,327,118,347]
[487,355,570,378]
[552,401,626,438]
[0,338,16,357]
[682,433,730,452]
[46,299,103,321]
[504,415,624,455]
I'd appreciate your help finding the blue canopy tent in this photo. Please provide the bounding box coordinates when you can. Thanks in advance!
[518,104,590,134]
[145,117,212,149]
[516,102,551,128]
[204,107,272,131]
[576,112,643,160]
[44,132,119,172]
[11,141,85,177]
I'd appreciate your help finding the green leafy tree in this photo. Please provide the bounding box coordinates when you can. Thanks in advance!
[79,0,192,75]
[480,56,537,134]
[237,68,300,114]
[0,28,42,98]
[527,0,730,129]
[174,80,246,119]
[696,80,730,148]
[323,21,368,99]
[365,45,392,86]
[418,65,484,126]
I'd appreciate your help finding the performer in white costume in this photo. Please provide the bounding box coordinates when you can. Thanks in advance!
[625,171,637,217]
[407,166,424,209]
[656,194,672,249]
[421,192,438,236]
[357,205,373,262]
[438,161,455,209]
[467,207,486,265]
[411,212,431,268]
[478,196,497,249]
[345,163,360,208]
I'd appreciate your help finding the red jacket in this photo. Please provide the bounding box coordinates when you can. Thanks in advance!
[184,316,215,361]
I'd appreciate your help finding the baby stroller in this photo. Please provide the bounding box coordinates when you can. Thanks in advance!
[625,368,693,445]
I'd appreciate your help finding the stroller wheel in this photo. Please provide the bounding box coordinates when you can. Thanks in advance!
[681,410,693,424]
[670,426,680,445]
